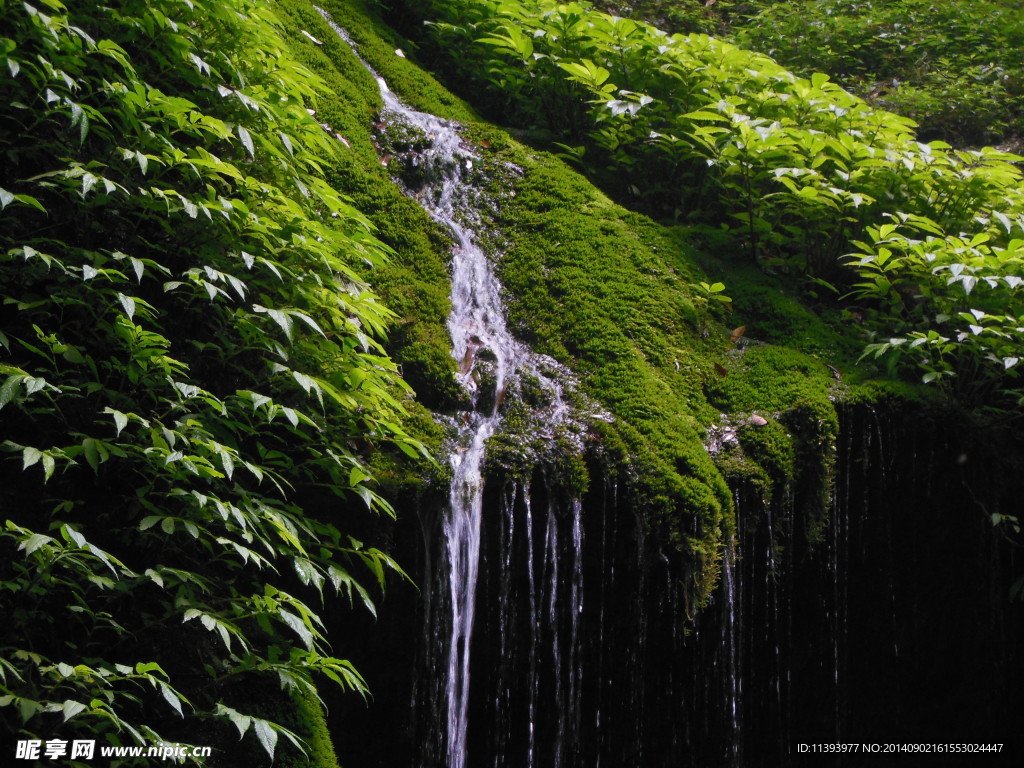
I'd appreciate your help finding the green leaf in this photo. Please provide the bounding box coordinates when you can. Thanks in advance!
[82,438,100,473]
[237,125,255,158]
[62,700,87,722]
[129,257,144,282]
[219,448,234,479]
[22,446,42,470]
[61,525,86,548]
[117,293,136,320]
[0,374,24,408]
[278,610,314,649]
[221,705,251,739]
[62,344,86,364]
[24,376,46,395]
[157,681,184,717]
[252,718,278,760]
[266,308,294,340]
[683,110,729,122]
[135,661,166,677]
[21,533,54,556]
[17,697,40,723]
[110,409,128,435]
[281,407,299,427]
[293,557,324,594]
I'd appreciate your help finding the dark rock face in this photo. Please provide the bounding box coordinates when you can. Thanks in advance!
[325,405,1024,767]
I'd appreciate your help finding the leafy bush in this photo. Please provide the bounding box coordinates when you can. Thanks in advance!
[412,2,1015,243]
[729,0,1024,147]
[401,0,1024,411]
[849,213,1024,409]
[605,0,766,36]
[607,1,1024,147]
[1,0,422,759]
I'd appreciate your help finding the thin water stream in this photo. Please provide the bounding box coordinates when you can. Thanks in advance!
[316,10,578,765]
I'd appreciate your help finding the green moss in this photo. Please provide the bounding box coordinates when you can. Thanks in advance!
[705,345,836,413]
[713,445,772,496]
[738,416,796,491]
[292,691,341,768]
[276,0,936,604]
[843,376,938,407]
[702,343,840,540]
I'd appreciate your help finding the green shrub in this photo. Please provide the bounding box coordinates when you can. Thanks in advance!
[733,0,1024,146]
[398,0,1024,414]
[0,0,422,759]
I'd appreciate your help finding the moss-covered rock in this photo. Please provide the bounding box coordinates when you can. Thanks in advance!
[272,0,463,476]
[273,0,944,612]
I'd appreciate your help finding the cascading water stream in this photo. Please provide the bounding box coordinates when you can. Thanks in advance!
[722,530,742,768]
[316,10,579,766]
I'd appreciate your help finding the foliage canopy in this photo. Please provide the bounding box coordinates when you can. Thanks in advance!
[608,0,1024,147]
[1,0,422,759]
[393,0,1024,413]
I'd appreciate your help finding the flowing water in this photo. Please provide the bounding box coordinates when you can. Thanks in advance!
[316,10,583,765]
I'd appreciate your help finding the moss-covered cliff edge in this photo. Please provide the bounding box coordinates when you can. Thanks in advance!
[272,0,923,615]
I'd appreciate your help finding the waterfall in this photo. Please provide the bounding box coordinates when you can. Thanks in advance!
[315,11,582,765]
[722,531,742,768]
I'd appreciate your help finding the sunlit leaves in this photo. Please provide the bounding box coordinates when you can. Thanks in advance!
[418,0,1024,411]
[214,703,308,761]
[0,0,422,757]
[850,214,1024,404]
[733,0,1024,147]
